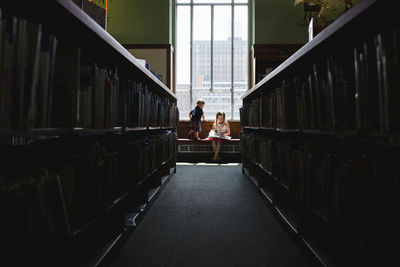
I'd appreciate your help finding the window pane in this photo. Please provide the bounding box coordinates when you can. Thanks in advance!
[233,89,246,120]
[193,6,211,90]
[194,0,232,3]
[234,5,248,91]
[175,1,248,121]
[213,6,232,90]
[176,6,191,118]
[192,90,231,120]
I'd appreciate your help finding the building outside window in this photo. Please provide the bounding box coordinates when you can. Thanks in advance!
[175,0,249,120]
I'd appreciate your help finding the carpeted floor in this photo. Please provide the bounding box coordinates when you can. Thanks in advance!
[107,163,311,267]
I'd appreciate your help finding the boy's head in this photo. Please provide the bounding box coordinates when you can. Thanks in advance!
[196,99,205,109]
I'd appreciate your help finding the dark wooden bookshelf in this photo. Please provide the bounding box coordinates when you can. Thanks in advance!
[0,127,178,139]
[240,0,400,266]
[0,0,178,266]
[124,127,148,132]
[242,0,390,100]
[31,127,123,136]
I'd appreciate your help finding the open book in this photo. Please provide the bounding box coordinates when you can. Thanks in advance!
[208,130,231,140]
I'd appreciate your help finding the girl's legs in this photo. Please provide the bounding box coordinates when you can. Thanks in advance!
[211,140,217,160]
[215,141,221,160]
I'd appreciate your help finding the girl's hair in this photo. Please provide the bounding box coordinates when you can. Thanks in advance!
[215,111,226,125]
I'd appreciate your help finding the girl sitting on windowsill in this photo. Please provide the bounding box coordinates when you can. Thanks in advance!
[209,111,230,161]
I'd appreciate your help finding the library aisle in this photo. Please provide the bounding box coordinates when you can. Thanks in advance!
[106,163,311,266]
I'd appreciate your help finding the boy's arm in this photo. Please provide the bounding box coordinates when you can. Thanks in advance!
[189,113,192,120]
[202,114,205,121]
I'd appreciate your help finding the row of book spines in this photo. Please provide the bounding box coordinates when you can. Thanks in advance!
[0,133,177,256]
[242,28,400,133]
[0,147,126,231]
[241,134,399,248]
[80,66,179,129]
[123,83,178,129]
[0,14,53,130]
[0,14,177,131]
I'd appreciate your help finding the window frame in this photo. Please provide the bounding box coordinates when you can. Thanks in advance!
[175,0,249,121]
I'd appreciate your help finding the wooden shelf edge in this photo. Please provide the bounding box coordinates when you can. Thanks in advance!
[0,126,176,137]
[93,232,124,267]
[249,175,258,187]
[300,237,329,267]
[275,206,299,235]
[72,192,129,238]
[125,127,176,133]
[242,128,400,147]
[259,187,273,205]
[124,127,148,132]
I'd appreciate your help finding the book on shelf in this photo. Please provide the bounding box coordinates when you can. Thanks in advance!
[99,67,106,127]
[52,46,80,127]
[294,77,305,130]
[25,21,42,129]
[306,73,317,129]
[14,18,28,130]
[252,97,260,127]
[0,15,18,130]
[37,33,58,128]
[354,41,379,132]
[92,63,100,128]
[39,170,72,246]
[375,29,400,133]
[0,17,42,130]
[363,39,380,131]
[78,64,92,128]
[111,68,119,128]
[326,58,337,130]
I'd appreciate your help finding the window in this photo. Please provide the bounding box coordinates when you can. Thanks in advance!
[176,0,248,120]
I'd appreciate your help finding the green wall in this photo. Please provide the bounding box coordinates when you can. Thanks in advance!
[106,0,307,46]
[107,0,358,46]
[254,0,307,44]
[253,0,361,45]
[107,0,171,44]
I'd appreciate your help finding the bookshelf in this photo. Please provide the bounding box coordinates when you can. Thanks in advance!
[0,0,177,266]
[250,43,303,87]
[240,0,400,266]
